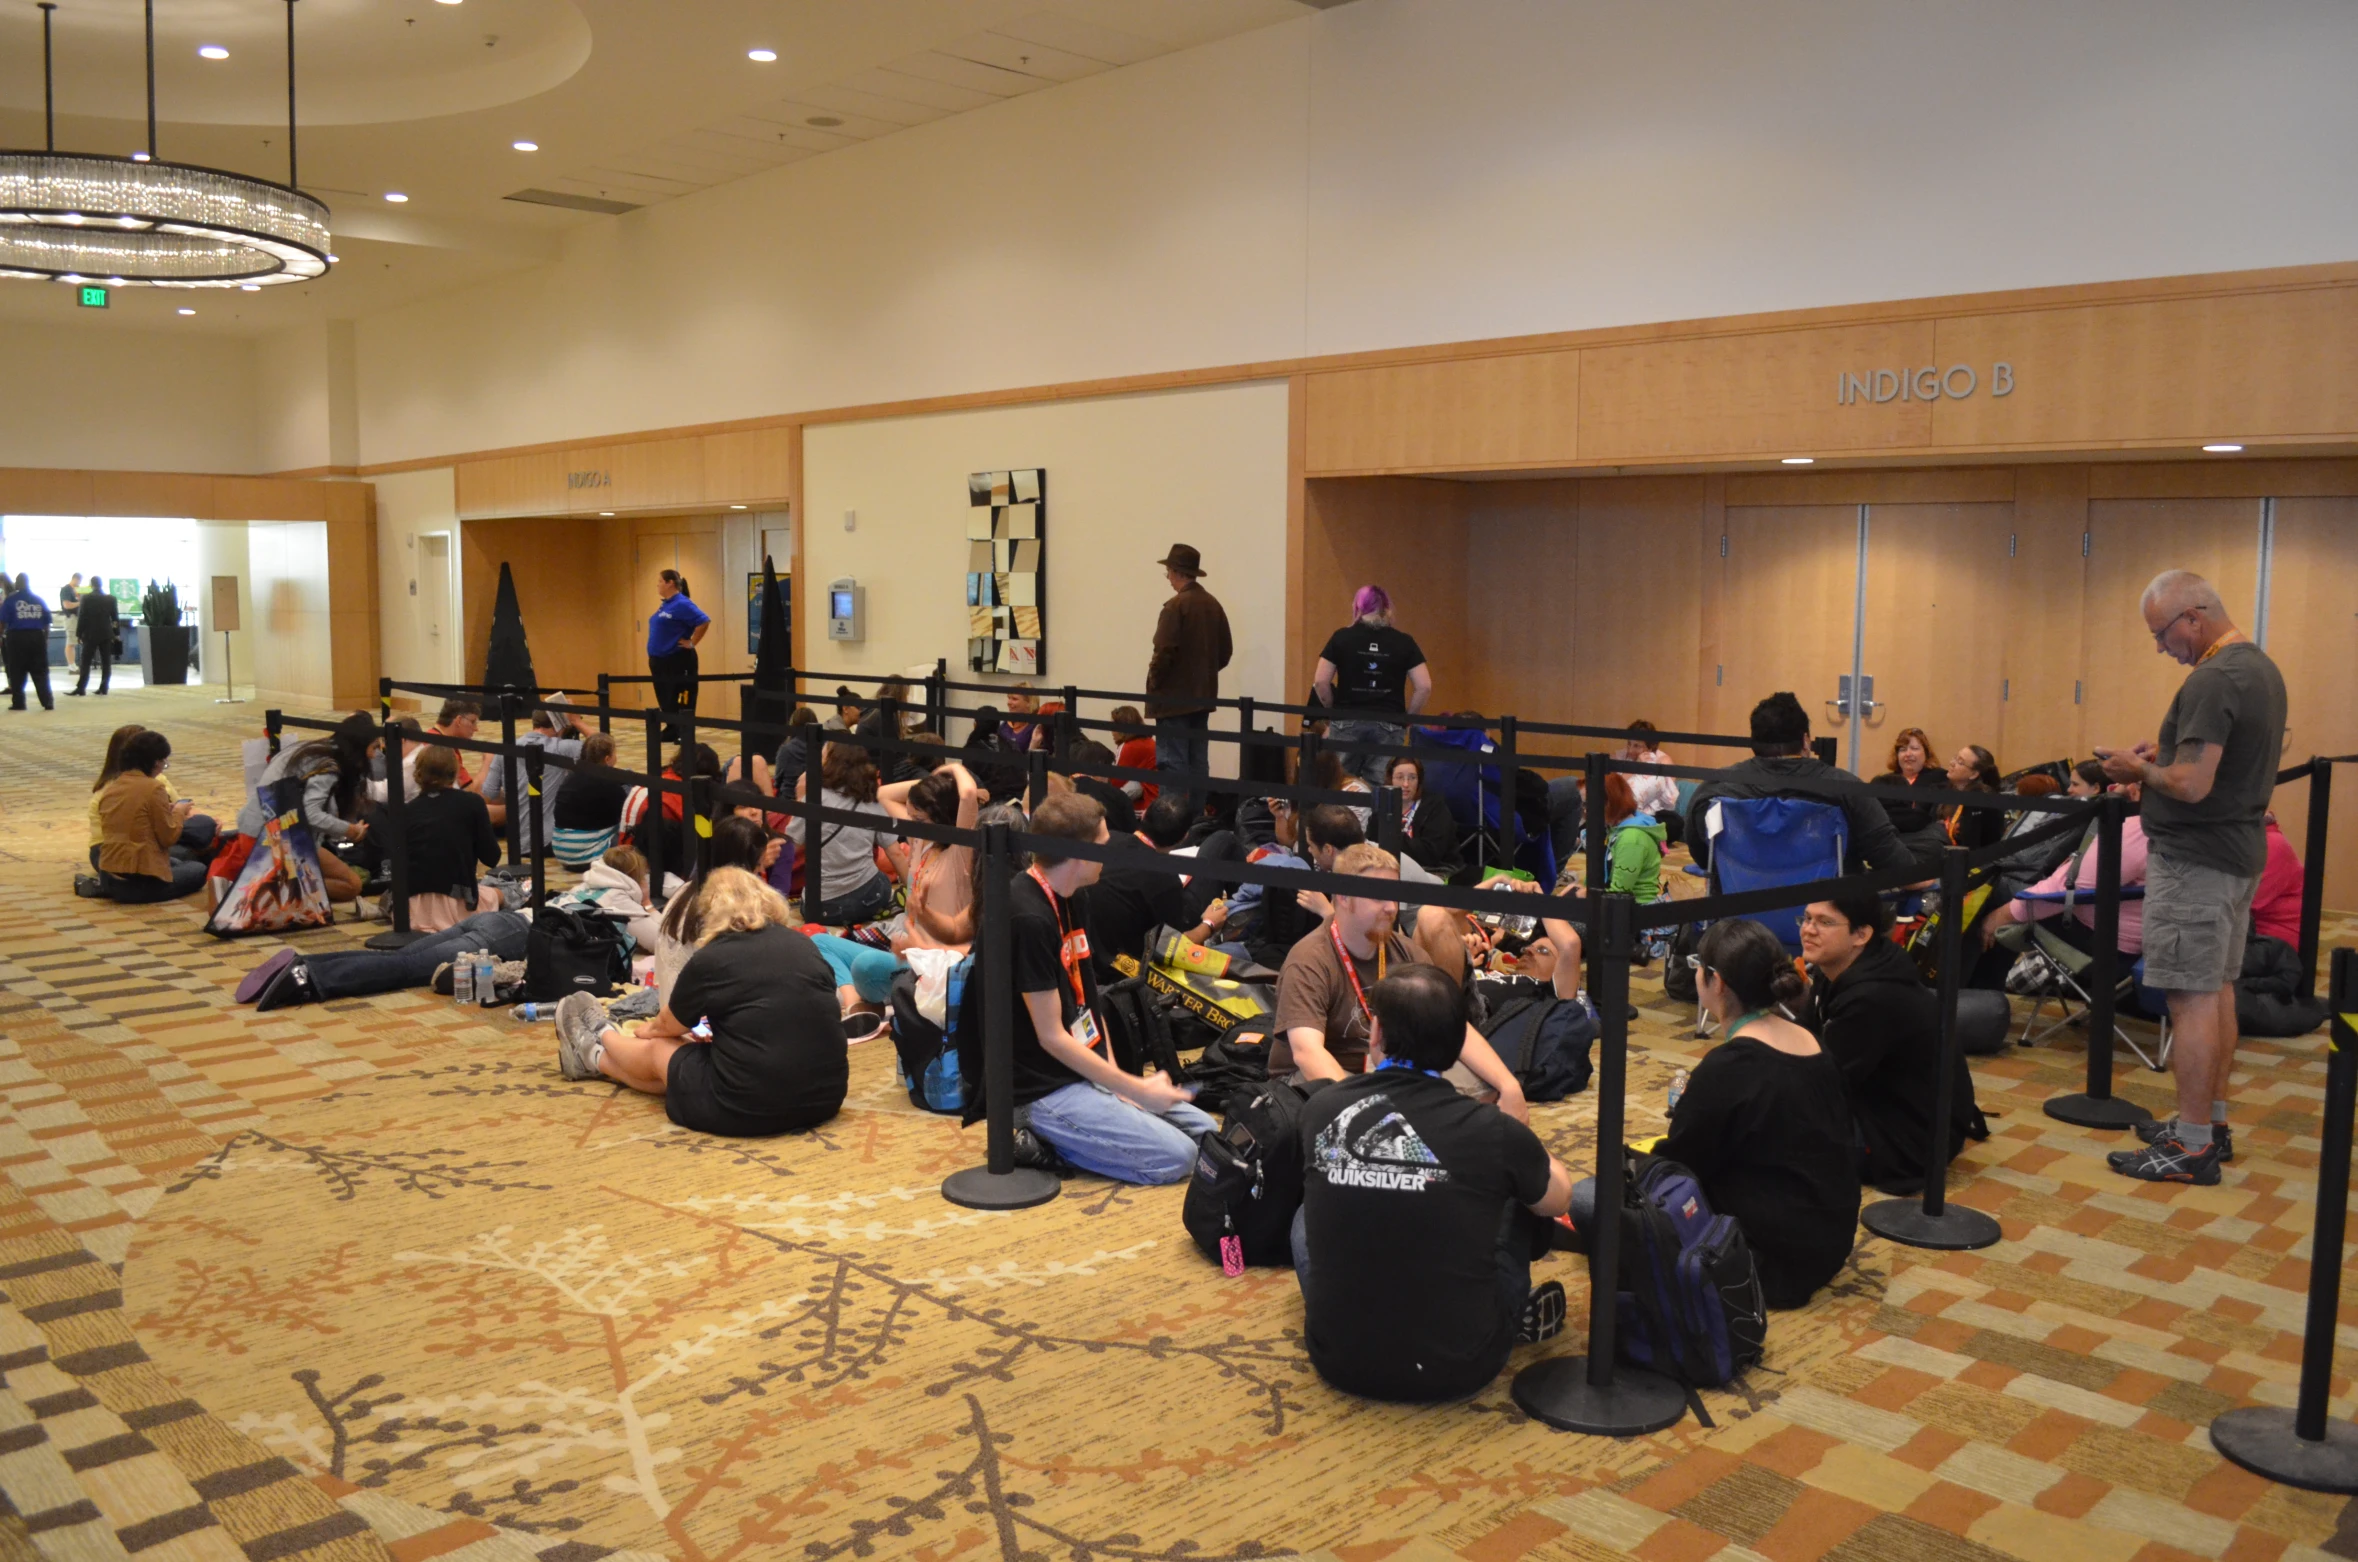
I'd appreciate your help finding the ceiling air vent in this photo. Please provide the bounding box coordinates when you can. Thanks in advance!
[504,188,640,215]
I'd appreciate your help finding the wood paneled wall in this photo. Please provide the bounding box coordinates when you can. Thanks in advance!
[1300,478,1471,711]
[454,429,793,520]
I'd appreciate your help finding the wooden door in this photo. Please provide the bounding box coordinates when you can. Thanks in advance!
[418,533,454,684]
[1573,477,1708,745]
[1710,505,1861,765]
[2080,498,2262,761]
[2263,498,2358,908]
[1857,503,2014,777]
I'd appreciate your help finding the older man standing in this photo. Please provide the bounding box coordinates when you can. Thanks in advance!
[1143,544,1230,816]
[2096,570,2286,1186]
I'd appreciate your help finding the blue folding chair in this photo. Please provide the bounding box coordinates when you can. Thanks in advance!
[1693,796,1847,1036]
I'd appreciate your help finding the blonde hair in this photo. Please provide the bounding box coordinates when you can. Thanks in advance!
[602,844,648,884]
[1333,842,1400,879]
[691,866,791,946]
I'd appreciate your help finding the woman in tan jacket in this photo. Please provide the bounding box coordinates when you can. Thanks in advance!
[96,731,209,902]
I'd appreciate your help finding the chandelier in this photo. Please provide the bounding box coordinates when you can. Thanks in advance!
[0,2,332,289]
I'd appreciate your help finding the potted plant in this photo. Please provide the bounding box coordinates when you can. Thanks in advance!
[138,579,193,685]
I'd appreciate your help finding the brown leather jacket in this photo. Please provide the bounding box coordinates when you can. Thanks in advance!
[1145,583,1231,718]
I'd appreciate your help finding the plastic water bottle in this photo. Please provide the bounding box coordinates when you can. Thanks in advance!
[1668,1068,1689,1115]
[453,953,476,1007]
[514,1002,552,1022]
[475,950,498,1007]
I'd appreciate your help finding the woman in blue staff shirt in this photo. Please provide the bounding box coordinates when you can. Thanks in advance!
[647,569,711,742]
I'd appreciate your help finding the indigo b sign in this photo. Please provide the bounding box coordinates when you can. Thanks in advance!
[1838,362,2014,405]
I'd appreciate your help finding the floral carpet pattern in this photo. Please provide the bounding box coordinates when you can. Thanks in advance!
[2,688,2356,1562]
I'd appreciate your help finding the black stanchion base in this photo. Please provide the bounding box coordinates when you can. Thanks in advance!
[2043,1092,2154,1129]
[1510,1356,1687,1436]
[1860,1198,2002,1252]
[363,929,430,952]
[941,1166,1061,1211]
[2211,1408,2358,1494]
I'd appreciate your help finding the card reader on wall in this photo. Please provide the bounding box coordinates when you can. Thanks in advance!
[827,579,865,642]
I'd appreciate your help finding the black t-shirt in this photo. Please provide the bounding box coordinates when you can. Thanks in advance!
[667,923,848,1132]
[1074,775,1138,837]
[1319,625,1427,715]
[1299,1069,1552,1402]
[1657,1035,1860,1308]
[1004,871,1095,1105]
[1081,836,1190,982]
[554,766,630,830]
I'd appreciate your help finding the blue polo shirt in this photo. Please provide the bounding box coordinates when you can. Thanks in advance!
[2,591,50,634]
[647,593,710,657]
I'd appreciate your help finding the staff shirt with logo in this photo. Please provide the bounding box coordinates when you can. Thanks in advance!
[646,593,710,658]
[1297,1069,1551,1401]
[2,590,50,634]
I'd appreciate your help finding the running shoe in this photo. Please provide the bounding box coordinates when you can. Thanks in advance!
[2107,1135,2221,1185]
[555,993,609,1081]
[2133,1117,2233,1162]
[1518,1279,1568,1344]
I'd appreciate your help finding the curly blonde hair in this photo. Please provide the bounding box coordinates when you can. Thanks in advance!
[691,866,791,946]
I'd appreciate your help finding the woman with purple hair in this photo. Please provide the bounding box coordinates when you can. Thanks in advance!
[1313,584,1433,787]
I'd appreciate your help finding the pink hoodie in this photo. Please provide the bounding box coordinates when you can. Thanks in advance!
[2000,815,2148,954]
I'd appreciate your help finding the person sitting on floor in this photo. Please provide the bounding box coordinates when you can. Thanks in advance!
[483,698,584,856]
[232,711,377,905]
[552,732,630,868]
[555,867,849,1138]
[1065,738,1140,836]
[1288,803,1467,979]
[772,705,823,789]
[1621,720,1682,844]
[1557,918,1858,1308]
[1270,842,1530,1119]
[956,791,1217,1184]
[547,844,662,954]
[1871,727,1951,861]
[88,723,215,874]
[1293,963,1572,1403]
[1387,757,1461,883]
[1313,747,1375,831]
[1801,890,1987,1194]
[400,698,496,817]
[1686,692,1926,878]
[625,742,726,876]
[1081,794,1231,983]
[2252,812,2303,948]
[651,815,779,1000]
[94,730,211,903]
[1110,705,1159,807]
[402,743,504,932]
[1598,772,1666,904]
[959,704,1028,804]
[876,761,982,953]
[783,741,899,926]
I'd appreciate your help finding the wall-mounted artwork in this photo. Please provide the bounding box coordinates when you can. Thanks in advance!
[966,468,1045,674]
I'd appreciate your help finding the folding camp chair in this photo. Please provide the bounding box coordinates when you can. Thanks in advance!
[1692,796,1848,1036]
[1992,885,2164,1069]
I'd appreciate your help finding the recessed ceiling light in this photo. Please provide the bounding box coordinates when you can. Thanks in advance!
[198,44,229,59]
[598,511,615,517]
[177,307,194,315]
[435,0,463,6]
[239,283,259,291]
[512,140,538,152]
[1780,456,1815,465]
[806,116,842,128]
[729,504,748,510]
[747,48,777,62]
[2202,443,2243,453]
[384,192,409,203]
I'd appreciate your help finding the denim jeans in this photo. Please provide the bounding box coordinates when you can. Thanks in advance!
[808,868,898,929]
[98,858,209,903]
[806,933,899,1004]
[302,911,532,1000]
[1019,1081,1216,1185]
[1155,712,1212,814]
[1292,1200,1533,1323]
[1326,719,1406,788]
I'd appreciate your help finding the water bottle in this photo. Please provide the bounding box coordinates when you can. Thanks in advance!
[453,953,475,1007]
[475,950,498,1007]
[514,1002,552,1022]
[1668,1068,1689,1115]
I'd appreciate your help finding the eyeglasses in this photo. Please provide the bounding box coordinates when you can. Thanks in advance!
[2151,608,2197,645]
[1799,913,1850,931]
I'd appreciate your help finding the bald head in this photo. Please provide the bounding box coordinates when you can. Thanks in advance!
[2141,570,2225,618]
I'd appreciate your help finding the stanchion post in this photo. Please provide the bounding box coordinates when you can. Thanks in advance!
[2046,793,2151,1128]
[525,748,547,910]
[596,674,611,734]
[2299,758,2331,1000]
[1861,845,2001,1250]
[640,712,667,896]
[1583,750,1608,997]
[362,717,426,950]
[1498,714,1521,865]
[265,708,282,758]
[1511,891,1686,1434]
[799,737,823,925]
[690,773,714,878]
[1027,749,1050,811]
[498,696,523,873]
[942,821,1061,1211]
[377,675,391,722]
[1376,785,1403,857]
[929,658,947,732]
[2209,947,2358,1491]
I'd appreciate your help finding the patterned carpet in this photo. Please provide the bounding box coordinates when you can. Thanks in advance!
[3,687,2356,1562]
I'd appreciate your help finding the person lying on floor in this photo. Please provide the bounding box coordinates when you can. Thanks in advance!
[955,792,1217,1184]
[401,743,504,932]
[1554,918,1859,1309]
[94,730,212,903]
[1799,891,1987,1195]
[555,867,849,1138]
[547,845,661,952]
[1293,962,1572,1403]
[239,902,530,1010]
[1269,842,1529,1120]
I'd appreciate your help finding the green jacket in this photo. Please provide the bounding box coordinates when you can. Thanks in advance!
[1607,815,1668,903]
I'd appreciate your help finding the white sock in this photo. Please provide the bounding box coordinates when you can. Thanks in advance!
[2212,1099,2229,1125]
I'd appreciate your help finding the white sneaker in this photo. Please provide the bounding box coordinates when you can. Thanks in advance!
[555,993,609,1081]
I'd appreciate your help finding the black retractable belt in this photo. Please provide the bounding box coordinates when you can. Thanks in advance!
[942,821,1060,1211]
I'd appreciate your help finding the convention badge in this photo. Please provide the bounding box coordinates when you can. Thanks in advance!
[1070,1007,1104,1053]
[1219,1235,1245,1277]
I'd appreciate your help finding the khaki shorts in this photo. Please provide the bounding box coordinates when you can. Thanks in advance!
[2141,852,2257,994]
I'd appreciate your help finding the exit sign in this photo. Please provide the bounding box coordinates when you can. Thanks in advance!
[77,286,108,308]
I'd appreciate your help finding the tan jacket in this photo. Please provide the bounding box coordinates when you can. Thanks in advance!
[1144,582,1232,718]
[97,772,178,881]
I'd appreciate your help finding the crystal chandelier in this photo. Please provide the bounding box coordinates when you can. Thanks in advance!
[0,2,332,289]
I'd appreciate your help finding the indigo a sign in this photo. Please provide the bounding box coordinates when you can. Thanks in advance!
[1838,362,2013,405]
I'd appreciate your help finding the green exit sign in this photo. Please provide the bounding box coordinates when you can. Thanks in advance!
[78,285,108,308]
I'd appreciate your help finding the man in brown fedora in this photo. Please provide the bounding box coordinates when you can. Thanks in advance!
[1145,544,1231,815]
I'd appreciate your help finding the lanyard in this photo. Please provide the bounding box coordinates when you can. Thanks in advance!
[1027,866,1093,1013]
[2196,629,2245,665]
[1724,1007,1774,1039]
[1376,1057,1446,1080]
[1330,920,1387,1035]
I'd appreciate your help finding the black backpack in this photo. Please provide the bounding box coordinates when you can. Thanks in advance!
[1474,981,1597,1101]
[1178,1028,1274,1115]
[1098,974,1185,1078]
[1664,919,1703,1003]
[524,905,625,1001]
[1183,1080,1308,1269]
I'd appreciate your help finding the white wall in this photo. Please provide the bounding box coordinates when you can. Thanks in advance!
[369,467,462,689]
[195,521,253,692]
[0,321,258,472]
[801,382,1291,762]
[252,321,361,475]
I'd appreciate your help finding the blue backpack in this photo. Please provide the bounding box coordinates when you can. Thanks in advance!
[887,957,971,1114]
[1615,1154,1767,1388]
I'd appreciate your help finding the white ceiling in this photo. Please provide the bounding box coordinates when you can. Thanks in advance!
[0,0,1314,337]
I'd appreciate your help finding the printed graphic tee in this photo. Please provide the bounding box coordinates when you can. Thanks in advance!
[1297,1069,1552,1401]
[1318,624,1427,715]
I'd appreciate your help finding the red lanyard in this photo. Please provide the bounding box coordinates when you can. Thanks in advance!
[1330,920,1386,1035]
[1028,866,1093,1013]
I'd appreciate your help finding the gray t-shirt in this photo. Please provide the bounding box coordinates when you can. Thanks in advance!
[2140,641,2287,878]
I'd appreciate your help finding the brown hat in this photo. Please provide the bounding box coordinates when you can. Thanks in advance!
[1156,543,1206,578]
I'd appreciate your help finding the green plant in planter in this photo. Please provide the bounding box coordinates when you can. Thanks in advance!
[141,580,179,630]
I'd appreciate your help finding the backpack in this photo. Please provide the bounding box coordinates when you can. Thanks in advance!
[1473,981,1596,1101]
[1098,974,1185,1078]
[525,905,626,1001]
[1182,1080,1308,1270]
[889,957,972,1114]
[1179,1027,1274,1115]
[1663,920,1702,1003]
[1614,1153,1767,1388]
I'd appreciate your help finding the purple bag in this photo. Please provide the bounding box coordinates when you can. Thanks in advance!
[1614,1154,1767,1388]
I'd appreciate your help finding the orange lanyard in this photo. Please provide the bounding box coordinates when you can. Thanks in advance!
[2197,630,2246,666]
[1028,866,1092,1012]
[1330,920,1387,1035]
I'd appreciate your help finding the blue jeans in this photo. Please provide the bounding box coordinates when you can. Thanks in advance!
[303,911,531,1000]
[99,858,209,903]
[1292,1200,1533,1322]
[1155,712,1211,814]
[1019,1081,1216,1185]
[807,868,898,928]
[806,933,899,1004]
[1326,719,1405,787]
